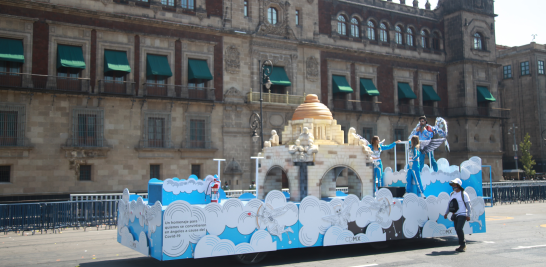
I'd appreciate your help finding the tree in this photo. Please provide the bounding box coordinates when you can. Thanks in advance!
[520,133,536,178]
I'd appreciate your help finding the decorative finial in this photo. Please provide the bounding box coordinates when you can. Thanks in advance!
[400,0,406,4]
[532,34,538,42]
[413,0,419,8]
[425,0,431,10]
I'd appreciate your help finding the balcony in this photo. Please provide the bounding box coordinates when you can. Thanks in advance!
[422,106,448,117]
[0,73,90,93]
[398,104,417,115]
[141,83,215,101]
[246,92,305,105]
[331,100,380,113]
[98,80,136,96]
[447,107,510,119]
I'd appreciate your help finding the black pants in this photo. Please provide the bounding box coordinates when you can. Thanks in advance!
[453,215,467,247]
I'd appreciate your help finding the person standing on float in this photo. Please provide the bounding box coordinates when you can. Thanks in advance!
[406,135,425,197]
[409,115,446,172]
[368,136,400,190]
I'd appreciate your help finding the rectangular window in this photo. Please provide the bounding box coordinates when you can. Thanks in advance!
[191,164,201,179]
[77,114,97,146]
[161,0,174,6]
[190,119,206,148]
[503,65,512,79]
[244,0,248,17]
[0,60,23,88]
[0,166,10,183]
[521,61,530,76]
[79,165,92,181]
[148,117,165,148]
[295,10,300,26]
[362,127,373,143]
[539,60,545,75]
[150,164,160,179]
[0,111,18,146]
[180,0,194,9]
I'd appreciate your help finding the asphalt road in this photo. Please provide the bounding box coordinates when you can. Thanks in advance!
[1,202,545,267]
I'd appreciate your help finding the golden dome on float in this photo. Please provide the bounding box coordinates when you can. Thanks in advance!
[292,94,333,120]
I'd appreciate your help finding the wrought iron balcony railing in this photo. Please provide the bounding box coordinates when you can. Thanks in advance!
[447,107,510,119]
[0,72,90,93]
[98,80,136,96]
[141,83,215,101]
[332,100,380,113]
[246,92,305,105]
[398,104,417,115]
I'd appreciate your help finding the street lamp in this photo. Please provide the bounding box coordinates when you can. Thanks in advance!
[249,60,273,149]
[508,123,519,179]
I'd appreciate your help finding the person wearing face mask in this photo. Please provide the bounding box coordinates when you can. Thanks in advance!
[444,178,471,252]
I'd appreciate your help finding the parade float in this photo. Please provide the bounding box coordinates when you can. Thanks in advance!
[117,94,486,263]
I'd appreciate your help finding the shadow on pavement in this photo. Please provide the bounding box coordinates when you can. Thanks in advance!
[80,237,465,267]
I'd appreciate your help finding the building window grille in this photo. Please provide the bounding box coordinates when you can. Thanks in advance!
[362,128,373,142]
[148,117,165,148]
[379,23,388,42]
[337,16,347,36]
[367,21,376,40]
[79,165,92,181]
[191,164,201,179]
[0,104,25,147]
[0,166,10,183]
[395,26,403,45]
[72,108,104,147]
[190,119,206,148]
[521,61,530,76]
[180,0,194,9]
[244,1,249,17]
[406,28,414,46]
[268,7,278,25]
[503,65,512,79]
[350,18,359,37]
[539,61,545,75]
[150,164,160,179]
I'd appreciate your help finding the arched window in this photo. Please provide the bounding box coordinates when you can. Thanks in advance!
[474,33,483,50]
[432,32,440,50]
[395,26,403,45]
[421,30,429,48]
[268,7,278,25]
[367,21,376,40]
[379,23,388,42]
[406,28,414,46]
[350,18,359,38]
[337,15,347,36]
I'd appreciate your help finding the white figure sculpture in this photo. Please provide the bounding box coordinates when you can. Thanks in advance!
[269,130,280,147]
[347,127,373,158]
[288,127,319,162]
[288,139,307,162]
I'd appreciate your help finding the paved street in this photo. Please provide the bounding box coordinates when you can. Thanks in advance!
[1,202,545,267]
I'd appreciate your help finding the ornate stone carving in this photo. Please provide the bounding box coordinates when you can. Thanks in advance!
[225,45,240,74]
[288,127,319,162]
[224,87,242,96]
[306,56,319,82]
[257,0,297,40]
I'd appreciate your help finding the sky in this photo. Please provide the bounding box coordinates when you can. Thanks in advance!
[421,0,545,47]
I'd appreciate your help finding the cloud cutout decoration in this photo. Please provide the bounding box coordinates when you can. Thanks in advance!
[298,196,333,247]
[465,186,486,229]
[323,223,386,246]
[383,167,408,186]
[120,227,149,256]
[163,175,215,195]
[194,230,276,259]
[420,165,461,190]
[402,193,428,238]
[422,221,455,238]
[425,192,450,221]
[460,157,482,180]
[162,200,207,258]
[355,189,402,229]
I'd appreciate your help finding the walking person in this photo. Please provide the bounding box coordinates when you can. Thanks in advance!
[444,178,471,252]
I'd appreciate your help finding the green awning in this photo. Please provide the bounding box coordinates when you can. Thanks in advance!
[146,54,172,77]
[263,66,291,86]
[422,85,441,101]
[57,45,86,69]
[104,50,131,73]
[398,82,417,99]
[0,38,24,63]
[332,75,353,93]
[360,78,380,96]
[477,86,496,102]
[188,59,213,81]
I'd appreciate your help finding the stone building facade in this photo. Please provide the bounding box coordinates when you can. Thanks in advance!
[0,0,506,200]
[497,43,546,174]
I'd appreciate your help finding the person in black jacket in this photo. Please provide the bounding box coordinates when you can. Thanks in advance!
[444,178,471,252]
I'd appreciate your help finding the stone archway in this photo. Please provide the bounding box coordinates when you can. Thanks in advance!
[263,165,290,196]
[319,165,363,198]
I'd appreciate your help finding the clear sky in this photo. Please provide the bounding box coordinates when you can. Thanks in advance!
[421,0,545,47]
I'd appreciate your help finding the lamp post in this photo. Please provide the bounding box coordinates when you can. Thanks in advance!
[508,123,519,179]
[250,60,273,149]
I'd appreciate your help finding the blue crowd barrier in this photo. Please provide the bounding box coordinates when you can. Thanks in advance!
[0,200,118,234]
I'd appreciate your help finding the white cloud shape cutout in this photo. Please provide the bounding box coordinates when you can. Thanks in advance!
[420,165,461,190]
[402,193,428,238]
[422,220,456,238]
[465,186,486,229]
[323,223,386,246]
[120,227,149,256]
[383,167,408,186]
[425,192,450,221]
[163,175,215,195]
[194,230,276,259]
[162,200,207,258]
[298,196,333,247]
[460,156,482,180]
[355,189,402,229]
